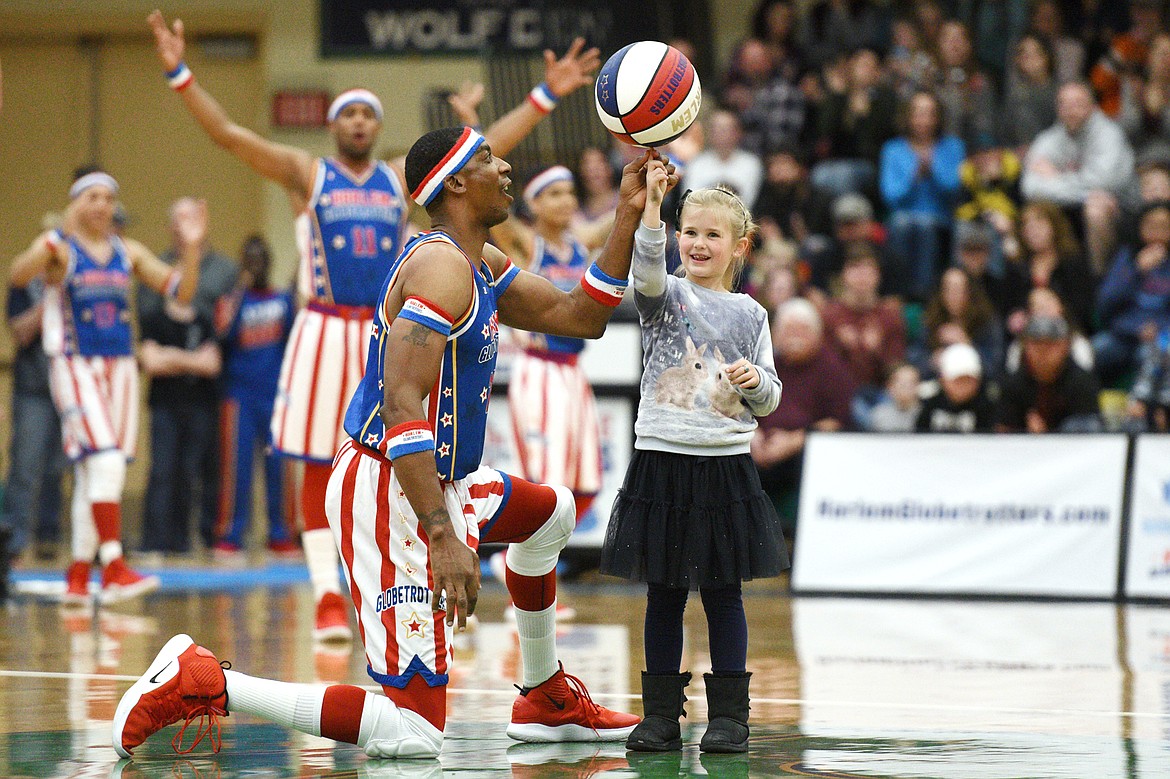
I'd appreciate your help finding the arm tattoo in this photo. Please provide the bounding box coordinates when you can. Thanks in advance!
[418,508,450,534]
[402,323,432,346]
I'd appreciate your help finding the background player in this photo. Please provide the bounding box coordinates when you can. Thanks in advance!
[7,168,204,603]
[113,131,671,762]
[148,9,600,640]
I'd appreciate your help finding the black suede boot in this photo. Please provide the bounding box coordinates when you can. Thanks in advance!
[699,672,750,753]
[625,671,691,752]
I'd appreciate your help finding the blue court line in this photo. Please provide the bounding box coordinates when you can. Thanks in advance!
[12,562,310,592]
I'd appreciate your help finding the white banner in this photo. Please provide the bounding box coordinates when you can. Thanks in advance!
[1123,435,1170,598]
[792,434,1127,597]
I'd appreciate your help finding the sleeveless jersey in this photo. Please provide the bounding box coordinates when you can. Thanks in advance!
[344,231,520,481]
[220,288,295,396]
[296,158,407,307]
[529,235,589,355]
[50,236,134,357]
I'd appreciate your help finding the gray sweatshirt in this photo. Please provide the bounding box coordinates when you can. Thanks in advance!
[1021,111,1135,204]
[631,222,782,456]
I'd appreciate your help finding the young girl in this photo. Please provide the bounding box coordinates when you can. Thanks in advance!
[600,164,789,754]
[8,167,203,604]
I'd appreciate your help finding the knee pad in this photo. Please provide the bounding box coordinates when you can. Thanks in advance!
[505,485,575,578]
[85,451,126,503]
[360,694,443,759]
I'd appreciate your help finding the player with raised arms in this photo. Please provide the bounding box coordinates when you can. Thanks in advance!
[147,9,600,640]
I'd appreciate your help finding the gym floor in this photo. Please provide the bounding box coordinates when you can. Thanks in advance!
[1,564,1168,778]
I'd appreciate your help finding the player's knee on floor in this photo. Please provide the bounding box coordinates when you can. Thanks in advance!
[360,693,443,759]
[505,485,575,578]
[85,451,126,502]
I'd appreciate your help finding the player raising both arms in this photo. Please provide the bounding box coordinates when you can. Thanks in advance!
[147,9,600,641]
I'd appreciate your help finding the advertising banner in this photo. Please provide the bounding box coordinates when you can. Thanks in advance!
[792,434,1128,597]
[1123,435,1170,598]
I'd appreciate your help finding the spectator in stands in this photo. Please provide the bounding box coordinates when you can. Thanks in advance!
[795,0,886,70]
[755,143,820,245]
[811,45,898,199]
[821,242,906,425]
[996,315,1102,433]
[1126,326,1170,431]
[915,342,995,433]
[802,192,888,292]
[933,20,996,141]
[1021,81,1135,276]
[912,0,945,60]
[1093,201,1170,382]
[955,131,1021,278]
[753,298,855,534]
[1004,200,1097,336]
[752,0,803,80]
[1119,32,1170,157]
[1120,150,1170,245]
[1005,287,1095,374]
[922,267,1003,380]
[1089,0,1163,119]
[572,146,620,238]
[1002,31,1058,154]
[879,89,965,301]
[1028,0,1085,85]
[953,220,1021,321]
[867,362,922,433]
[947,0,1028,91]
[886,14,938,101]
[683,110,765,209]
[727,38,808,158]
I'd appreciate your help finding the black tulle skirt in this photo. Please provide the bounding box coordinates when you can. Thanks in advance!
[600,449,790,590]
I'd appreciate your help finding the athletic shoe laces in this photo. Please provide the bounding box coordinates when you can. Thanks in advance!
[164,660,232,755]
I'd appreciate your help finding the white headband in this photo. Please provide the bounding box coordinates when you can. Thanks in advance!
[523,165,574,203]
[410,127,485,207]
[327,89,384,122]
[69,172,119,200]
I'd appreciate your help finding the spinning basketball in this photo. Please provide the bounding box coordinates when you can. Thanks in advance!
[595,41,702,147]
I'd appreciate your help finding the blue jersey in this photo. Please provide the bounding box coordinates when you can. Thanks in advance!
[529,235,589,355]
[56,236,134,357]
[344,231,520,481]
[297,158,408,308]
[219,288,295,397]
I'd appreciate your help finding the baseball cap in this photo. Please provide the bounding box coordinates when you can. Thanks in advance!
[832,193,874,224]
[938,343,982,380]
[1022,315,1070,340]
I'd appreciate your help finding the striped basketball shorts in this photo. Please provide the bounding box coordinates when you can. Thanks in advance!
[47,354,138,461]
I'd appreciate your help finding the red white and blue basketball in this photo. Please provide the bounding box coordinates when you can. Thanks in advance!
[594,41,702,147]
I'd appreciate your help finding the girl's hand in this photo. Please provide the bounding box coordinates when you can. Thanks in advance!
[641,157,669,227]
[724,358,760,389]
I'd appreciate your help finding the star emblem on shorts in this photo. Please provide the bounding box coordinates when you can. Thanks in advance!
[443,387,452,398]
[402,537,415,551]
[480,387,489,403]
[404,563,417,576]
[440,413,453,427]
[365,433,380,446]
[438,443,451,457]
[401,611,425,638]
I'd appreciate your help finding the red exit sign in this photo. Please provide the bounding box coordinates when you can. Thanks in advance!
[272,91,330,128]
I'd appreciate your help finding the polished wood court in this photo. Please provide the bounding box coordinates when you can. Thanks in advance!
[1,568,1168,778]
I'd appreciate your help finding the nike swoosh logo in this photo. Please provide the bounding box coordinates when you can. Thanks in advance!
[542,692,566,711]
[149,661,174,684]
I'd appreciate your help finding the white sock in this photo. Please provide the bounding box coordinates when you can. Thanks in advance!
[224,670,326,736]
[514,601,558,688]
[302,528,341,601]
[71,465,98,563]
[97,540,122,566]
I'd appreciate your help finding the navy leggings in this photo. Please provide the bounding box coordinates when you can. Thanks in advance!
[643,582,747,674]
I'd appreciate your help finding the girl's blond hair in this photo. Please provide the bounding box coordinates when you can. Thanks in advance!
[677,186,758,289]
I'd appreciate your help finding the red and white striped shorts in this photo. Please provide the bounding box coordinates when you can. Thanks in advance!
[270,303,370,463]
[47,354,138,461]
[326,439,516,688]
[508,351,602,494]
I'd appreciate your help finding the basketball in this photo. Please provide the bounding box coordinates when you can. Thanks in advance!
[594,41,702,148]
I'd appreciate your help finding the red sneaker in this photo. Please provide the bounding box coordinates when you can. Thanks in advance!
[507,664,640,743]
[313,591,352,642]
[63,561,92,606]
[101,558,160,603]
[112,634,229,758]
